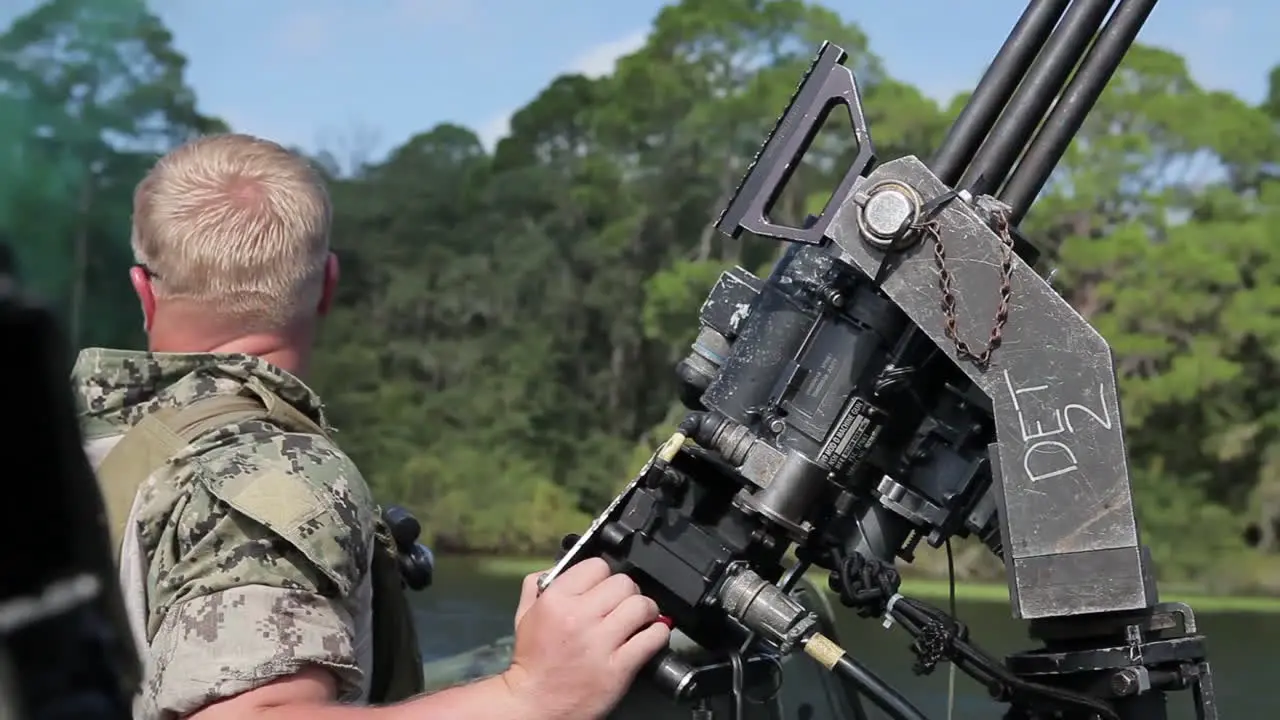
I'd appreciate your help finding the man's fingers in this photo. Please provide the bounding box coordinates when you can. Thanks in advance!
[600,594,661,647]
[514,570,547,629]
[517,558,614,629]
[547,557,612,596]
[613,622,672,673]
[580,573,641,617]
[521,570,545,596]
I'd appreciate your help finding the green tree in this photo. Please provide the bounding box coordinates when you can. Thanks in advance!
[1035,47,1280,584]
[310,4,1280,586]
[13,0,1280,590]
[0,0,224,347]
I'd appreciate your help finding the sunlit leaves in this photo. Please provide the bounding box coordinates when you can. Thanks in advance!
[14,0,1280,579]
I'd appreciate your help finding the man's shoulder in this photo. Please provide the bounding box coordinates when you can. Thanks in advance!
[133,418,376,713]
[201,420,374,512]
[182,421,379,593]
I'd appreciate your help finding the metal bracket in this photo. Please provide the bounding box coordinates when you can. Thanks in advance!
[715,42,875,246]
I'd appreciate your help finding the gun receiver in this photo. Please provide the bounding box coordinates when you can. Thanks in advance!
[546,1,1219,719]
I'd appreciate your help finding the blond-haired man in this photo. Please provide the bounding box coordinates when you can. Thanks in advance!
[74,133,670,719]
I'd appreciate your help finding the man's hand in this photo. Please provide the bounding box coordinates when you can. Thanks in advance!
[185,559,669,720]
[501,558,671,720]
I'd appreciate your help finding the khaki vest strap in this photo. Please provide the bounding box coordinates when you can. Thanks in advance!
[241,377,327,437]
[96,385,323,556]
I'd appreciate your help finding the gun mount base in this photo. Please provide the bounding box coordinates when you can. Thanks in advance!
[1004,602,1217,720]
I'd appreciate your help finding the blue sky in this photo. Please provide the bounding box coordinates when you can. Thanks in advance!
[2,1,1275,163]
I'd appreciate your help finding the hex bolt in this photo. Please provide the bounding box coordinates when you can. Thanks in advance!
[855,181,923,250]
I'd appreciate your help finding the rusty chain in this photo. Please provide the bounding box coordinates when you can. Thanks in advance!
[917,205,1016,370]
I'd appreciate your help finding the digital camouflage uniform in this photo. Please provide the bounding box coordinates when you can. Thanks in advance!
[73,348,379,718]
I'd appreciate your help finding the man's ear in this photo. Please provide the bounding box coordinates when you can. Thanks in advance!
[129,264,156,332]
[317,252,339,316]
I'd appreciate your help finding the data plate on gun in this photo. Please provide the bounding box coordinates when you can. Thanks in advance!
[818,396,883,474]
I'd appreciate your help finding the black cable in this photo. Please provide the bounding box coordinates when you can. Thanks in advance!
[830,653,932,720]
[890,598,1121,720]
[944,540,958,720]
[945,540,957,619]
[729,650,745,720]
[826,548,1122,720]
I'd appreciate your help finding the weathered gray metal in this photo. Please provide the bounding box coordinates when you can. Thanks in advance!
[828,156,1157,619]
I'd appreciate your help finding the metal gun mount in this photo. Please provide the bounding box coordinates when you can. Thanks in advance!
[716,24,1215,720]
[716,4,1213,712]
[545,1,1219,718]
[838,156,1152,618]
[721,41,1153,619]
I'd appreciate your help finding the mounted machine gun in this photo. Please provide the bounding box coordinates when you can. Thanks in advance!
[539,1,1220,718]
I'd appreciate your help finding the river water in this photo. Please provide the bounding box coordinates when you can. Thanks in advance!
[413,557,1273,719]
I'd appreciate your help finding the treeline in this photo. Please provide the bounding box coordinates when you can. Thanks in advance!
[5,0,1280,591]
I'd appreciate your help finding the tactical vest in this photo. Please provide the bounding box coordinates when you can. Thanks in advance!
[93,383,425,704]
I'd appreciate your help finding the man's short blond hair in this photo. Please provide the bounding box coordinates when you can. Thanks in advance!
[131,133,332,329]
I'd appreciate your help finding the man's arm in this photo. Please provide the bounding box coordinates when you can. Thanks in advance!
[140,449,375,714]
[189,666,542,720]
[146,440,575,720]
[152,441,669,720]
[152,471,552,720]
[182,560,672,720]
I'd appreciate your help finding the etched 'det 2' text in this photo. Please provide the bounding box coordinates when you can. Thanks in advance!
[1000,369,1114,483]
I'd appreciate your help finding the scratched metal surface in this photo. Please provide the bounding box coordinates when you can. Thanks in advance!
[825,155,1154,618]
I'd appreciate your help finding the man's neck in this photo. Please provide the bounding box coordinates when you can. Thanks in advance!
[148,317,313,377]
[211,337,310,378]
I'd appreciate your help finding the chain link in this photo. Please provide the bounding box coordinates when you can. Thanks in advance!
[919,207,1016,369]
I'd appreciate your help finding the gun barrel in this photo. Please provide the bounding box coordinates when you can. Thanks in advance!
[930,0,1071,186]
[999,0,1158,223]
[957,0,1116,199]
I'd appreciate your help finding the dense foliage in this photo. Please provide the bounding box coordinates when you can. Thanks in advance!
[7,0,1280,592]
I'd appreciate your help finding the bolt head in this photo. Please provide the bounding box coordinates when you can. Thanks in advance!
[1110,669,1141,696]
[863,189,915,240]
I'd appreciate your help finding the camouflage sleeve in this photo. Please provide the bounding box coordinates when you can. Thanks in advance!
[141,432,378,716]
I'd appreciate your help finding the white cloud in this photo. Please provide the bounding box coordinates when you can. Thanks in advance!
[567,29,647,78]
[475,29,648,150]
[476,113,512,150]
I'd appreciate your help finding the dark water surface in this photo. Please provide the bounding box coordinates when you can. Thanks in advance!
[413,558,1275,719]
